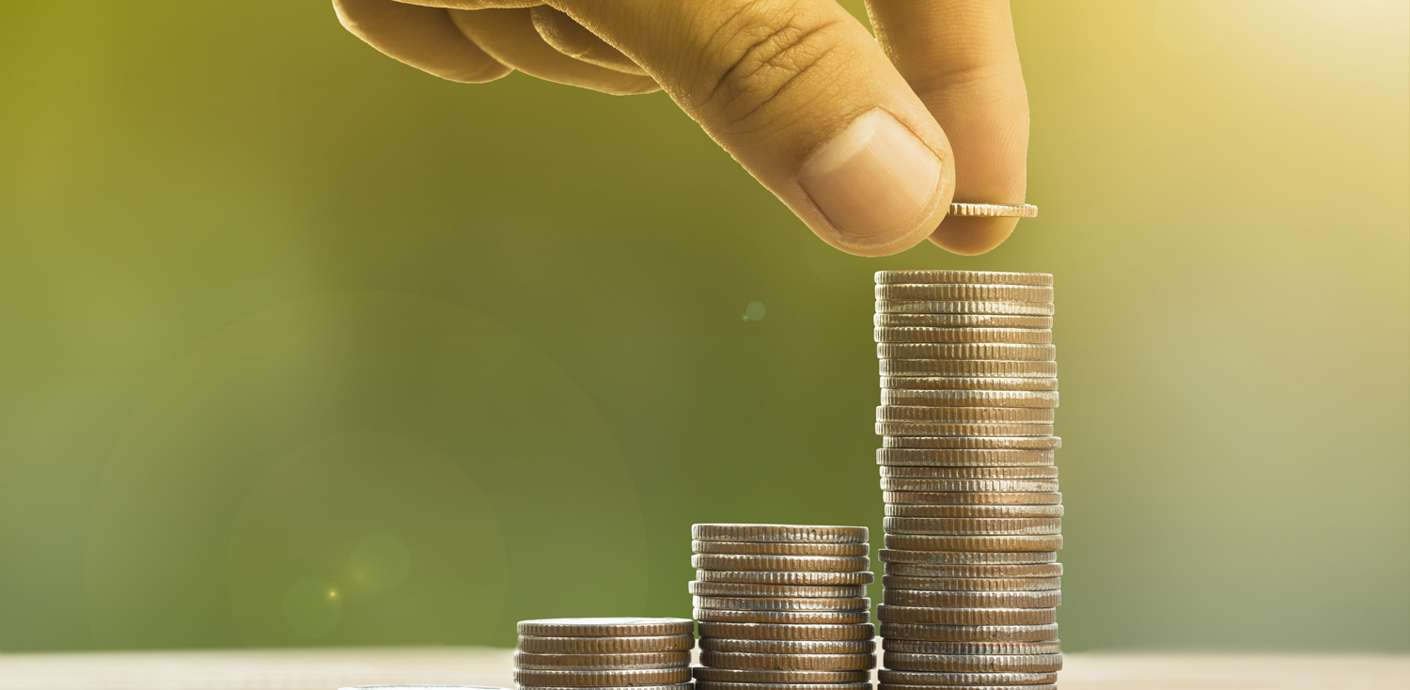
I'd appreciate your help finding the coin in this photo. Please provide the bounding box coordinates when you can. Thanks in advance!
[874,327,1052,344]
[875,313,1053,329]
[524,686,691,690]
[517,635,696,654]
[878,550,1056,565]
[875,270,1051,286]
[879,622,1059,643]
[883,504,1064,518]
[698,683,871,690]
[876,406,1055,423]
[882,639,1061,655]
[881,376,1059,392]
[693,608,872,625]
[517,618,695,637]
[878,685,1054,690]
[874,284,1053,303]
[698,638,876,654]
[877,606,1056,626]
[882,517,1062,536]
[875,300,1055,316]
[882,652,1063,673]
[884,563,1063,579]
[880,359,1057,378]
[878,343,1055,361]
[879,478,1060,493]
[879,466,1058,479]
[689,581,869,599]
[876,422,1055,437]
[880,389,1058,408]
[692,554,870,572]
[695,622,875,641]
[877,448,1056,467]
[693,524,868,544]
[512,668,692,687]
[882,590,1061,609]
[692,596,870,612]
[877,670,1058,686]
[882,492,1062,505]
[883,436,1061,450]
[512,651,691,670]
[691,669,871,684]
[695,570,875,586]
[692,540,868,557]
[883,535,1063,552]
[698,650,876,671]
[882,576,1061,592]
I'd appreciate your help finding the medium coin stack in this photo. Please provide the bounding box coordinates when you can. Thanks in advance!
[514,618,695,690]
[872,271,1063,690]
[690,524,877,690]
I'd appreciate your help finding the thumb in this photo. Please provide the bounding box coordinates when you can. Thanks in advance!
[551,0,954,256]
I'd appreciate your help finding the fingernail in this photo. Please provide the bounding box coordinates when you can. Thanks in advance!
[798,109,942,238]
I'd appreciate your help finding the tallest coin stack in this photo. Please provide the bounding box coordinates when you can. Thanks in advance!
[872,271,1063,690]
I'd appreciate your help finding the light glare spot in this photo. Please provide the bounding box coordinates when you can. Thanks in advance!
[744,302,767,321]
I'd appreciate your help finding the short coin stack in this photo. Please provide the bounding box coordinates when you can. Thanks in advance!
[514,618,695,690]
[690,524,877,690]
[872,271,1063,690]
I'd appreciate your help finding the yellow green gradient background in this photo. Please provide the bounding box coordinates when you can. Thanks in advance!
[1,0,1406,652]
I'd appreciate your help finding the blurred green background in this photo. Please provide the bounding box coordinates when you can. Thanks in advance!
[1,0,1406,654]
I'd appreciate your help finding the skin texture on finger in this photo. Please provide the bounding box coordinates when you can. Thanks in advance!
[334,0,512,83]
[451,9,660,95]
[552,0,954,256]
[531,6,649,76]
[398,0,542,8]
[866,0,1030,255]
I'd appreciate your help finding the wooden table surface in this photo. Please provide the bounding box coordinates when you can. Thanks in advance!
[0,647,1406,690]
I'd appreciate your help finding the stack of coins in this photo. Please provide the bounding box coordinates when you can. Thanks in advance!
[514,618,695,690]
[690,524,877,690]
[872,271,1063,690]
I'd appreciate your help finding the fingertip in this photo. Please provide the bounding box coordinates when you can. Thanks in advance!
[927,216,1019,255]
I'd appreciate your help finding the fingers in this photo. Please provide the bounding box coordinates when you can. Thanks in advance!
[450,8,660,95]
[531,6,648,76]
[865,0,1029,255]
[554,0,954,256]
[333,0,511,83]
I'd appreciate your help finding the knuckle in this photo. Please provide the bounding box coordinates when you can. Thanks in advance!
[692,6,847,134]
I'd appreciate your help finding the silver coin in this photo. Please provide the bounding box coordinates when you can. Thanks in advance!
[879,622,1059,643]
[877,343,1055,361]
[876,422,1055,437]
[876,300,1055,316]
[883,491,1061,505]
[880,359,1057,378]
[517,635,696,654]
[694,622,875,641]
[877,405,1055,423]
[943,203,1040,219]
[878,550,1057,565]
[691,669,871,684]
[517,618,694,637]
[883,436,1061,450]
[698,638,876,654]
[879,478,1060,493]
[882,516,1062,536]
[697,650,876,671]
[689,581,869,599]
[876,606,1057,626]
[692,540,868,557]
[691,554,870,573]
[882,576,1061,592]
[877,448,1056,467]
[882,638,1061,655]
[881,652,1062,673]
[875,284,1053,302]
[692,596,870,612]
[882,534,1063,552]
[695,570,875,586]
[875,270,1050,285]
[874,327,1052,345]
[882,589,1061,608]
[878,670,1058,685]
[697,682,871,690]
[512,668,692,687]
[881,388,1058,408]
[524,686,691,690]
[879,466,1058,479]
[693,524,868,544]
[883,562,1063,579]
[883,504,1064,518]
[878,685,1053,690]
[875,313,1052,329]
[512,651,690,670]
[881,376,1058,392]
[693,608,871,625]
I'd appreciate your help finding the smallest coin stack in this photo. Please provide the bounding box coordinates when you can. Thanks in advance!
[515,618,696,690]
[691,524,877,690]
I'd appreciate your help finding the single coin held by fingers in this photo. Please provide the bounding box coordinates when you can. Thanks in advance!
[948,203,1038,218]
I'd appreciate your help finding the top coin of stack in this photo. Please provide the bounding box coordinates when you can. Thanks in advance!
[873,271,1063,690]
[690,524,877,690]
[514,618,695,690]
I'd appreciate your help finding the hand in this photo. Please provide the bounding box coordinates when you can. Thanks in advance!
[334,0,1029,257]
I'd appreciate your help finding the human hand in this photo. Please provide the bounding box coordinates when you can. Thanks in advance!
[334,0,1029,257]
